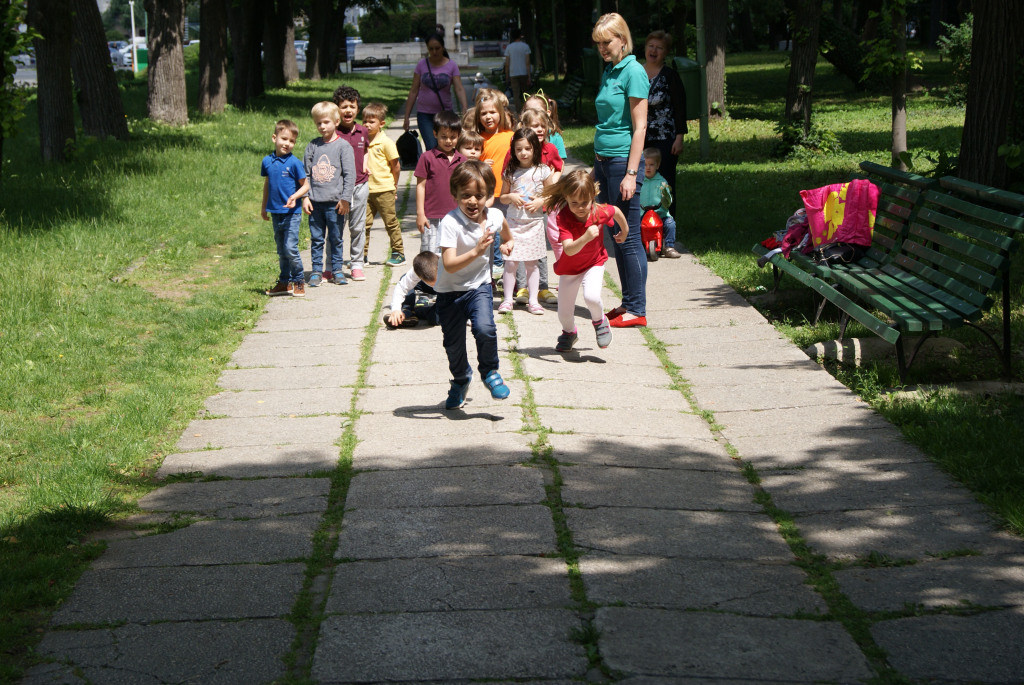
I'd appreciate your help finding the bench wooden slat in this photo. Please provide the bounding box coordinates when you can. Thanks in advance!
[916,205,1017,255]
[833,269,945,332]
[879,264,980,321]
[894,244,995,311]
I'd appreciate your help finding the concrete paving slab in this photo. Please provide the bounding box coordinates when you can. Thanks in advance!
[529,379,683,410]
[336,505,556,559]
[728,430,927,470]
[648,284,751,310]
[51,563,305,624]
[540,407,713,440]
[835,554,1024,611]
[371,337,447,363]
[654,323,783,346]
[595,608,872,682]
[524,358,668,385]
[872,608,1024,683]
[664,338,811,369]
[353,432,533,470]
[580,555,825,615]
[229,342,367,368]
[679,358,838,385]
[175,415,342,450]
[796,504,1024,560]
[254,314,370,333]
[355,404,522,437]
[358,379,527,413]
[645,305,768,328]
[689,378,855,412]
[366,359,520,387]
[761,461,972,513]
[26,619,293,684]
[560,466,759,511]
[232,328,366,352]
[157,443,339,478]
[139,478,329,517]
[218,364,358,390]
[566,508,793,560]
[717,402,893,438]
[325,556,571,613]
[312,610,586,682]
[91,514,320,568]
[346,465,543,509]
[547,434,734,470]
[202,387,353,418]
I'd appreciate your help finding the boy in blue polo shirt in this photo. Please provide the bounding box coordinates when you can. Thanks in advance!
[261,119,309,297]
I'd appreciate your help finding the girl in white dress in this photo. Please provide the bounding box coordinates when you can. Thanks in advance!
[498,128,554,314]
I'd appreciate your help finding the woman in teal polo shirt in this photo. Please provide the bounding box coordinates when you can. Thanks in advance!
[592,13,650,327]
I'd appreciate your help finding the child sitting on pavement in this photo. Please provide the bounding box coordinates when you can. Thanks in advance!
[261,119,309,298]
[384,252,441,328]
[640,147,681,259]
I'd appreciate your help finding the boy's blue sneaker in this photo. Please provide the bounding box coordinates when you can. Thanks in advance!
[386,252,406,266]
[445,376,471,410]
[331,272,347,285]
[308,272,323,287]
[482,370,510,400]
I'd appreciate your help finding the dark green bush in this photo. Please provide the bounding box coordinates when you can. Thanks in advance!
[936,13,972,106]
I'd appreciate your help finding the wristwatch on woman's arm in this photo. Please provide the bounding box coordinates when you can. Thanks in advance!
[626,169,638,176]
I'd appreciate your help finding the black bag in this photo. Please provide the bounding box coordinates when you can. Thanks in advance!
[812,242,867,266]
[397,130,422,170]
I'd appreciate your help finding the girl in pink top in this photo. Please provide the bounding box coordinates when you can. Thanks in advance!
[541,171,628,352]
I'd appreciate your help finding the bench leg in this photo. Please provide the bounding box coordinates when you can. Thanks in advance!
[1003,279,1013,379]
[895,338,908,384]
[838,312,850,340]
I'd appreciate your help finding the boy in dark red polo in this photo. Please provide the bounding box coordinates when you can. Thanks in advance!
[332,85,370,281]
[414,111,464,256]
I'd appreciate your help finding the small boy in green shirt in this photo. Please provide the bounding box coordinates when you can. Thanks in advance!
[640,147,681,258]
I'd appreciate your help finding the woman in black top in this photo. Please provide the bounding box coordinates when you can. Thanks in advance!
[643,30,687,218]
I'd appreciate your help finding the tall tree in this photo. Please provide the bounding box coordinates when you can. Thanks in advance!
[70,0,129,140]
[959,1,1024,187]
[28,0,75,161]
[2,2,38,182]
[888,3,907,169]
[783,0,822,136]
[264,0,297,88]
[198,0,229,115]
[146,0,188,126]
[703,0,728,117]
[231,0,265,106]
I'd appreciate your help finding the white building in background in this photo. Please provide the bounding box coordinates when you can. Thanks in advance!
[345,6,366,31]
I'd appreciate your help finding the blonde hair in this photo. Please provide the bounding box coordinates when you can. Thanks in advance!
[311,101,341,124]
[524,93,562,133]
[472,88,513,133]
[361,101,387,122]
[644,146,662,167]
[592,13,633,56]
[540,169,601,212]
[518,107,553,136]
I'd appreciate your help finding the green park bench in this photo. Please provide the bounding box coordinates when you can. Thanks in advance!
[555,74,586,121]
[753,163,1024,381]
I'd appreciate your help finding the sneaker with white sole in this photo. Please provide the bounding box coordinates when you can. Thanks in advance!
[350,267,365,281]
[514,288,529,304]
[482,370,510,399]
[308,272,323,287]
[291,280,306,297]
[445,376,471,410]
[594,316,613,348]
[538,289,558,304]
[266,281,292,296]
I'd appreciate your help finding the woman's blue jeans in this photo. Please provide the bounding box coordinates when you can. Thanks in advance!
[594,156,647,317]
[417,112,438,151]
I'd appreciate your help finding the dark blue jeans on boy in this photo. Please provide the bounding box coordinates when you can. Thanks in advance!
[403,282,439,325]
[662,213,677,249]
[272,212,304,283]
[308,200,345,275]
[437,283,498,384]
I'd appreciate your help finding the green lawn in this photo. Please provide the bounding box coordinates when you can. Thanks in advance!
[0,52,1021,680]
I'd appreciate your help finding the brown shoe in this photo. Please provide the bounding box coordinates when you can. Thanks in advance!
[291,280,306,297]
[266,281,292,296]
[661,247,683,259]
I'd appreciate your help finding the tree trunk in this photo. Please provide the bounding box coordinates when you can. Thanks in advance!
[704,0,728,118]
[959,0,1024,187]
[736,7,758,52]
[305,0,329,80]
[784,0,822,136]
[228,2,246,104]
[890,4,908,170]
[282,0,299,83]
[231,0,265,107]
[199,0,229,115]
[145,0,188,126]
[264,1,287,89]
[70,0,128,140]
[317,1,346,79]
[29,0,76,161]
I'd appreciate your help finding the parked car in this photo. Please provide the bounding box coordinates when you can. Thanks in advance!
[109,47,121,64]
[294,40,308,61]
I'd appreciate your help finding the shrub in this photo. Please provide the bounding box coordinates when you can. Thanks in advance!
[936,13,972,106]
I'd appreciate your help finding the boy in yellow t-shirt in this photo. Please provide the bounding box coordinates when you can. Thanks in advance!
[362,102,405,266]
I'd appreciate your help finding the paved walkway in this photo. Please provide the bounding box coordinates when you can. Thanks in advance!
[24,129,1024,683]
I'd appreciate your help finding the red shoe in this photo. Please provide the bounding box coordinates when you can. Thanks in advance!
[609,314,647,328]
[605,307,626,321]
